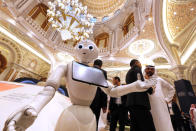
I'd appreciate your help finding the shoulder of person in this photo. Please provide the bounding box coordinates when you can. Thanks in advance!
[133,66,141,73]
[126,68,132,76]
[102,69,107,74]
[134,66,140,70]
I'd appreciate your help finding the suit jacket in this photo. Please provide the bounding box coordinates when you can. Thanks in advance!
[125,66,151,110]
[172,102,182,118]
[109,94,127,111]
[90,68,107,111]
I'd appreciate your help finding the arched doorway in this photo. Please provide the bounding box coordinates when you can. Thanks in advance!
[0,52,7,74]
[94,32,109,48]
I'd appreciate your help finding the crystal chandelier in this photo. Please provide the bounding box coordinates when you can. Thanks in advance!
[47,0,94,41]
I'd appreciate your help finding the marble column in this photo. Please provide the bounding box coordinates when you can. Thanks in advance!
[109,31,114,53]
[114,25,123,49]
[170,65,187,80]
[170,44,181,65]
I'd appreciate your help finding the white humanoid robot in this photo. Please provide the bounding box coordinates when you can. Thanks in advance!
[3,39,156,131]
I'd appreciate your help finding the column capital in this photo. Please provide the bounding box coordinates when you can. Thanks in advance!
[170,65,187,80]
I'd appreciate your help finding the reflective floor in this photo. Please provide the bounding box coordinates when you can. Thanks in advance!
[98,111,130,131]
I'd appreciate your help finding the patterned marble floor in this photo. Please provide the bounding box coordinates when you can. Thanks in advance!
[98,111,130,131]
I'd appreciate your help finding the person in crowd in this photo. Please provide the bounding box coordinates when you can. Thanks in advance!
[109,76,127,131]
[90,59,107,130]
[168,95,183,131]
[190,104,196,129]
[144,65,175,131]
[125,59,156,131]
[105,95,111,130]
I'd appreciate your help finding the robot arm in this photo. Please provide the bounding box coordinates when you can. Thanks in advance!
[28,64,67,113]
[3,64,67,131]
[101,79,156,97]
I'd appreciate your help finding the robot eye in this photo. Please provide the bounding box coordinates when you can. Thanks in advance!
[88,45,93,50]
[78,44,83,49]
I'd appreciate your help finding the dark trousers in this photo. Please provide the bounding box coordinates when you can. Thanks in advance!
[171,115,183,131]
[129,108,156,131]
[110,107,127,131]
[91,108,101,131]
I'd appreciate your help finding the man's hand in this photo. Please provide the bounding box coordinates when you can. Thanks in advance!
[3,107,37,131]
[151,86,156,94]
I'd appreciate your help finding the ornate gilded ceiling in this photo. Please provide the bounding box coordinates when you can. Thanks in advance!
[0,20,48,59]
[166,1,196,38]
[80,0,126,21]
[115,18,161,58]
[0,1,13,18]
[153,57,168,65]
[0,0,195,81]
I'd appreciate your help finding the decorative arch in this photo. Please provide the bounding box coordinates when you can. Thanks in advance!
[186,60,196,85]
[0,53,7,74]
[94,32,109,48]
[153,57,169,65]
[191,68,196,85]
[28,3,50,31]
[153,0,178,66]
[123,13,135,36]
[0,35,22,65]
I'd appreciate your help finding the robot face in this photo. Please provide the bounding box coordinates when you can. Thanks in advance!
[75,39,98,63]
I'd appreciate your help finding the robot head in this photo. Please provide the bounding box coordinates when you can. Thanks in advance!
[74,39,98,64]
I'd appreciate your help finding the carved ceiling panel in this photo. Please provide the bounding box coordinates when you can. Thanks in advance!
[102,61,128,68]
[166,1,196,38]
[80,0,126,20]
[153,57,169,65]
[115,19,161,58]
[0,20,48,58]
[0,33,22,64]
[0,1,14,18]
[170,0,196,3]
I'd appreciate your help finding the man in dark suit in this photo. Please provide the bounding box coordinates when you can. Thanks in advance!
[109,76,127,131]
[90,59,107,130]
[168,96,183,131]
[125,59,155,131]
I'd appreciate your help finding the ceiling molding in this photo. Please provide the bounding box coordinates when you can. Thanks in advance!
[169,0,196,4]
[153,0,178,66]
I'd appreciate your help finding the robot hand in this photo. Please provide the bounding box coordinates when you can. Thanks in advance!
[3,107,37,131]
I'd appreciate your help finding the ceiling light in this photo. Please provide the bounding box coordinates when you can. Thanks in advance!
[142,29,145,32]
[27,32,33,38]
[176,26,179,29]
[138,57,155,66]
[190,8,194,11]
[128,39,155,56]
[162,0,173,43]
[39,43,44,48]
[7,19,16,25]
[0,25,51,64]
[148,17,152,21]
[47,0,94,41]
[173,12,177,15]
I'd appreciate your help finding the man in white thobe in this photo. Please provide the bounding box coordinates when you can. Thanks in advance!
[144,65,175,131]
